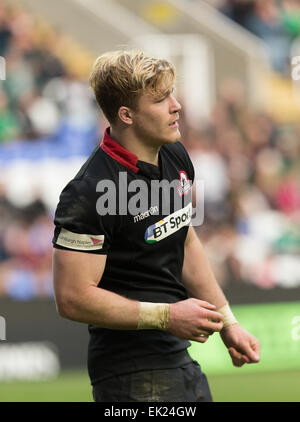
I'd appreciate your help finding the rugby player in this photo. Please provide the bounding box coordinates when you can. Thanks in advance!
[52,51,260,402]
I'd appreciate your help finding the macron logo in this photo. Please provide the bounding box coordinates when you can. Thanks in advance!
[133,205,159,223]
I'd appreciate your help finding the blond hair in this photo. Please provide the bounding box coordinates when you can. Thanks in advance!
[89,50,175,123]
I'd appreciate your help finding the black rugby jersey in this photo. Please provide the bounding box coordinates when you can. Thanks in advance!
[52,128,195,384]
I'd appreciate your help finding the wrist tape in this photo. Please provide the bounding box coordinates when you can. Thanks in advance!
[217,303,238,328]
[137,302,170,330]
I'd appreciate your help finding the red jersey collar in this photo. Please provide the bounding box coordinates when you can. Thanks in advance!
[100,127,139,173]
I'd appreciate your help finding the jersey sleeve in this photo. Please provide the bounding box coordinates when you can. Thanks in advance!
[52,176,116,254]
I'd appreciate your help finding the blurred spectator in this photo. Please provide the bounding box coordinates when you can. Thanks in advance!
[43,73,98,131]
[0,194,54,300]
[0,0,299,299]
[187,77,300,291]
[0,90,20,141]
[0,0,99,299]
[212,0,300,74]
[281,0,300,38]
[218,0,256,27]
[0,2,12,56]
[189,128,231,223]
[243,0,291,73]
[0,0,97,141]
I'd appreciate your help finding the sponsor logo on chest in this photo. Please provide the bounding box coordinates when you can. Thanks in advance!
[144,202,192,244]
[133,205,159,223]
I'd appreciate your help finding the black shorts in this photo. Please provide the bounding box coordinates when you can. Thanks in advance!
[92,361,212,402]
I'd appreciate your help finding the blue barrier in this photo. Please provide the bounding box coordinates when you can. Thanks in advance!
[0,121,100,164]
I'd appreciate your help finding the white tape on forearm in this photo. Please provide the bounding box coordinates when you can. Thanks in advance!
[217,303,238,328]
[137,302,170,330]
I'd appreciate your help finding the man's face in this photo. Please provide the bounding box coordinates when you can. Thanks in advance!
[130,86,182,147]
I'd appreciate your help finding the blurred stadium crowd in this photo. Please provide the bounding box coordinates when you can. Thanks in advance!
[0,0,100,299]
[204,0,300,74]
[0,1,97,142]
[0,0,299,300]
[185,78,300,290]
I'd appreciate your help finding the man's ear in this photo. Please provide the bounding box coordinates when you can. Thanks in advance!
[118,106,133,125]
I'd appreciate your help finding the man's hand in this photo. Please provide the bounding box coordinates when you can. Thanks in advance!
[168,298,224,343]
[220,323,260,367]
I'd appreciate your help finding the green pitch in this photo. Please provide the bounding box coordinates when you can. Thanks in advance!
[0,369,299,402]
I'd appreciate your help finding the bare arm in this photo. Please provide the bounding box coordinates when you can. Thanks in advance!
[52,246,223,342]
[182,226,227,308]
[182,226,260,365]
[52,248,140,329]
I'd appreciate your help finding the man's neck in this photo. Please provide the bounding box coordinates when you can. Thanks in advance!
[109,126,160,166]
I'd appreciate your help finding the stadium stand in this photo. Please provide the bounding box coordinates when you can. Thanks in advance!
[212,0,300,74]
[0,0,99,298]
[0,0,299,300]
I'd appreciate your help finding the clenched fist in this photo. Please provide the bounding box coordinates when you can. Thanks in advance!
[167,298,224,343]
